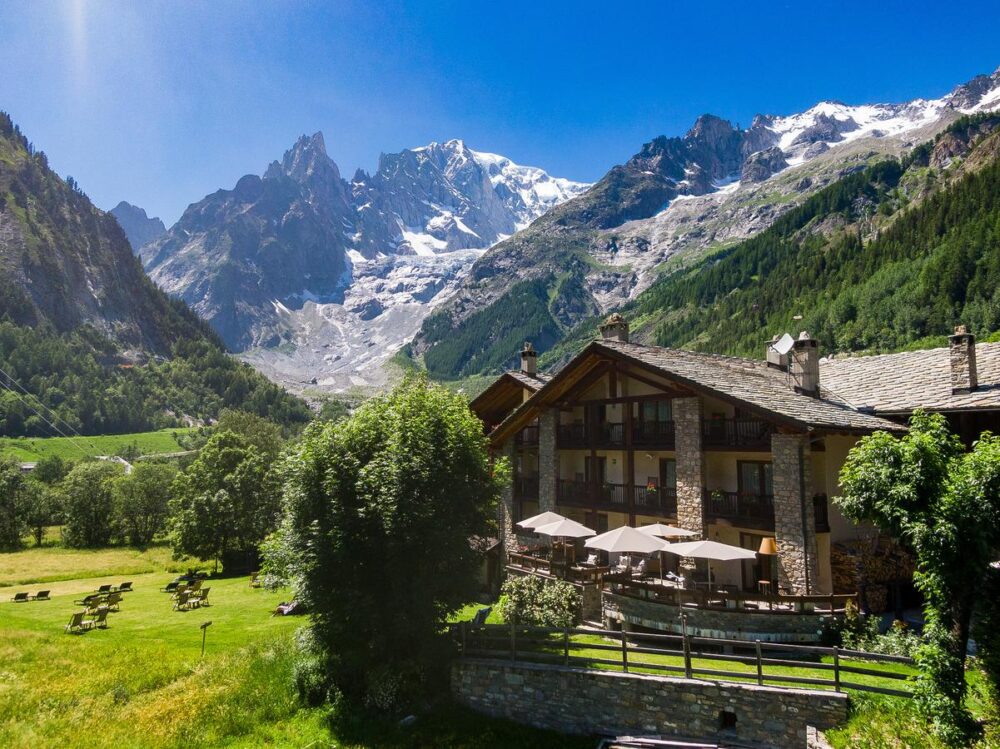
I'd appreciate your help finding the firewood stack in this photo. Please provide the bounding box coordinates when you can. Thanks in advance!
[830,533,916,613]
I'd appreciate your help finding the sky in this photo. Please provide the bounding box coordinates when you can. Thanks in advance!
[1,1,999,226]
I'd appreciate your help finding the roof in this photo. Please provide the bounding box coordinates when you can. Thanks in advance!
[487,339,903,445]
[505,370,551,390]
[468,370,551,431]
[821,342,1000,414]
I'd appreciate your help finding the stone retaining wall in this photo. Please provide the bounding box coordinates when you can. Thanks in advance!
[453,659,848,748]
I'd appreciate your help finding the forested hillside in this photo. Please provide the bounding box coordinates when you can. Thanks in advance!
[542,113,1000,365]
[0,112,310,436]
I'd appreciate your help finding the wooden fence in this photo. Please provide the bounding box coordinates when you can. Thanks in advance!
[456,623,915,698]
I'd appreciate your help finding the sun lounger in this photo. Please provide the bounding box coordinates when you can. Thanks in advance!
[173,591,191,611]
[105,592,123,611]
[115,582,133,593]
[192,587,210,607]
[161,581,180,594]
[96,584,112,594]
[87,609,109,629]
[32,590,50,601]
[471,606,491,626]
[250,572,262,588]
[11,592,29,603]
[273,600,302,616]
[187,579,202,593]
[65,612,87,633]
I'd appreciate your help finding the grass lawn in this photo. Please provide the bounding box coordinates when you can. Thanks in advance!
[0,428,195,462]
[0,550,592,748]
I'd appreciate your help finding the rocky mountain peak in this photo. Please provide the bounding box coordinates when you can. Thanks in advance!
[685,114,738,144]
[109,200,167,253]
[264,131,342,185]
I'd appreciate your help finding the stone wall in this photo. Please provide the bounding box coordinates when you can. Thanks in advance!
[538,409,558,512]
[498,440,517,552]
[604,591,833,643]
[453,659,848,748]
[673,397,705,537]
[772,433,819,595]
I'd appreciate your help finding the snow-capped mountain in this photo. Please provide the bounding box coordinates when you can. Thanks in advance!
[140,134,588,386]
[413,66,1000,378]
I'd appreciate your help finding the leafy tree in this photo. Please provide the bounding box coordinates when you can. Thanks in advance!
[272,375,503,709]
[21,479,60,547]
[32,454,70,484]
[837,411,1000,744]
[214,409,285,458]
[169,431,280,572]
[0,456,28,550]
[61,461,124,548]
[113,462,177,547]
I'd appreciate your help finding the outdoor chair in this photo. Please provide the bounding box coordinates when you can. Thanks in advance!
[161,581,180,594]
[86,609,109,630]
[249,572,262,588]
[106,592,122,611]
[96,584,112,594]
[173,591,191,611]
[65,612,87,633]
[584,553,599,566]
[75,593,102,607]
[191,587,210,607]
[32,591,50,601]
[188,579,202,593]
[471,607,491,626]
[115,582,133,593]
[11,592,29,603]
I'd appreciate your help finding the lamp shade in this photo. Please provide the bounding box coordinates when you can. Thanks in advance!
[758,537,778,555]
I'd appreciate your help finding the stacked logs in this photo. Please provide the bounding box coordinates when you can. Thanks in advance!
[830,534,916,613]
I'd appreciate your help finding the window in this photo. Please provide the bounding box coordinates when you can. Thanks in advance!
[738,461,772,497]
[659,459,677,492]
[640,399,672,423]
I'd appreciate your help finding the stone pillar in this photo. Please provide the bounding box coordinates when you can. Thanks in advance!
[538,409,558,512]
[771,433,819,595]
[498,440,518,554]
[674,397,705,537]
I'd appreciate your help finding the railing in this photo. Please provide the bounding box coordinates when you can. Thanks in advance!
[557,479,627,508]
[556,424,588,448]
[632,420,675,448]
[611,577,857,615]
[514,426,539,446]
[456,623,916,698]
[507,553,609,586]
[704,489,775,530]
[595,422,625,447]
[514,476,539,500]
[814,494,830,532]
[702,418,773,449]
[633,486,677,516]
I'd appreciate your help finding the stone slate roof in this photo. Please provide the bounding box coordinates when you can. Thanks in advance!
[505,370,551,390]
[593,340,904,433]
[821,342,1000,414]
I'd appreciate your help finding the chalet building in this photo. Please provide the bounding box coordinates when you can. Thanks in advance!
[471,316,1000,605]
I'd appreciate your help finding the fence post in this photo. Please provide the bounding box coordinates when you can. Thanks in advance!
[755,639,763,686]
[621,627,629,673]
[563,627,570,666]
[510,620,516,662]
[834,646,841,692]
[683,633,692,679]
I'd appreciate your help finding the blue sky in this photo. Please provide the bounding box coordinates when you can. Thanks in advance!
[1,1,999,226]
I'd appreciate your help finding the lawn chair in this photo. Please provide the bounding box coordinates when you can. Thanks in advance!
[65,612,87,633]
[249,572,262,588]
[187,579,202,593]
[32,591,51,601]
[95,584,112,594]
[161,581,180,594]
[11,592,29,603]
[74,593,102,607]
[115,582,133,593]
[192,587,210,607]
[105,592,123,612]
[173,591,191,611]
[471,607,491,626]
[87,609,109,629]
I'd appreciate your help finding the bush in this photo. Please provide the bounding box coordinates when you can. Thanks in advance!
[824,600,922,657]
[499,575,581,627]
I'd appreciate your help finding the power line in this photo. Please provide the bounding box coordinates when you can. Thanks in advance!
[0,364,95,456]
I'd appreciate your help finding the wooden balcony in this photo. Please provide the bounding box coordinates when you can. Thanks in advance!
[514,425,539,446]
[514,476,539,500]
[632,419,675,449]
[702,417,773,450]
[703,489,775,531]
[556,423,588,448]
[557,479,627,509]
[633,486,678,517]
[595,422,625,448]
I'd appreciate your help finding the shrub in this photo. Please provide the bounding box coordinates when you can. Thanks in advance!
[499,575,581,627]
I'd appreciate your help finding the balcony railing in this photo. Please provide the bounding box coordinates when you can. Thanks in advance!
[633,486,678,516]
[632,420,675,448]
[702,418,773,450]
[595,422,625,447]
[514,476,539,500]
[557,479,627,508]
[704,489,775,530]
[514,425,539,446]
[556,423,588,448]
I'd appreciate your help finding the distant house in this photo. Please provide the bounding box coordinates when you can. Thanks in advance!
[471,317,1000,604]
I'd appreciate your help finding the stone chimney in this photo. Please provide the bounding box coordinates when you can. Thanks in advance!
[599,313,630,343]
[949,325,978,393]
[789,331,820,396]
[520,341,538,376]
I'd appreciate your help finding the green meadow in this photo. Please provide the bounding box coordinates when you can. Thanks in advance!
[0,428,195,462]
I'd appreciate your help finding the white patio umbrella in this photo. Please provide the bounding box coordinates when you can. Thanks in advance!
[534,518,596,564]
[661,539,757,588]
[636,524,698,581]
[585,525,666,574]
[516,511,567,530]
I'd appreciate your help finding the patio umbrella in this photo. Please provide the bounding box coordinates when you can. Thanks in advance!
[661,539,757,588]
[636,523,698,581]
[585,525,666,574]
[534,518,596,564]
[516,511,567,530]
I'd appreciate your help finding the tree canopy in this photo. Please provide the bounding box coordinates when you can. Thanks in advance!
[272,375,503,709]
[61,461,125,548]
